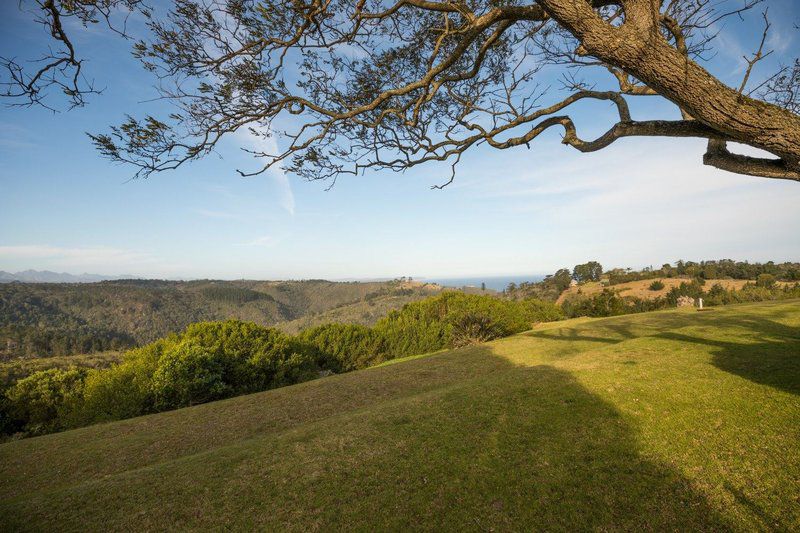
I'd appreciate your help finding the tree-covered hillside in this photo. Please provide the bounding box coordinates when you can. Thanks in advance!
[0,280,440,360]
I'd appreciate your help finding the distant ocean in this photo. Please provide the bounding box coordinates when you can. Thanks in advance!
[421,274,546,292]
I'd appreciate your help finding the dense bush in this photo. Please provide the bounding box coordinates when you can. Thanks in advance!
[704,282,800,306]
[299,323,386,372]
[606,260,800,285]
[200,286,272,304]
[80,321,318,421]
[665,280,705,306]
[649,280,665,291]
[3,367,88,435]
[2,294,565,438]
[756,274,777,288]
[78,345,162,423]
[0,279,428,360]
[375,292,562,357]
[0,324,135,360]
[561,289,628,318]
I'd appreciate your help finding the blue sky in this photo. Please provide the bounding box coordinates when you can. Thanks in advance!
[1,1,799,280]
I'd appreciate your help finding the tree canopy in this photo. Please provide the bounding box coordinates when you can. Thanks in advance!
[3,0,800,183]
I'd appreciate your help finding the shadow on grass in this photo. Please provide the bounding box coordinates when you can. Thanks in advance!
[0,346,738,530]
[523,313,697,348]
[657,315,800,396]
[525,306,800,396]
[347,353,734,530]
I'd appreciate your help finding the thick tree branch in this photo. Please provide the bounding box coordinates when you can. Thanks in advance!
[704,140,800,181]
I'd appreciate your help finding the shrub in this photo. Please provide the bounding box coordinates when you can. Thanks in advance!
[79,340,167,423]
[756,273,777,288]
[649,280,665,291]
[4,367,87,435]
[561,289,627,318]
[665,280,705,306]
[299,323,385,372]
[3,296,567,438]
[150,321,316,410]
[519,299,564,323]
[450,312,504,347]
[374,292,561,358]
[81,320,318,420]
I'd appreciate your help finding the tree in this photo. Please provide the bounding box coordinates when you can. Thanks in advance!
[756,273,776,288]
[4,1,800,183]
[4,367,87,434]
[552,268,573,292]
[573,261,603,283]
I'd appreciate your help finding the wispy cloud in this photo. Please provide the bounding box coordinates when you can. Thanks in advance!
[231,128,296,216]
[193,208,244,220]
[202,184,239,199]
[766,24,793,55]
[236,235,277,247]
[0,123,37,150]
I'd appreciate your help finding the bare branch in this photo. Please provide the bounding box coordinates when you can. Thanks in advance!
[18,0,792,185]
[738,10,772,94]
[1,0,149,110]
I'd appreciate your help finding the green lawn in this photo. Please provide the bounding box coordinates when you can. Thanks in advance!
[1,300,798,531]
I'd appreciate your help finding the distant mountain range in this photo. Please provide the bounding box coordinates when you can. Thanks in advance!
[0,270,135,283]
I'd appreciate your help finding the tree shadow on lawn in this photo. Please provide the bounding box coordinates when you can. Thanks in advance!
[523,313,703,349]
[347,358,735,531]
[657,315,800,396]
[2,347,741,531]
[525,308,800,395]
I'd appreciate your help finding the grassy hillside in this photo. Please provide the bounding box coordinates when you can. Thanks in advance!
[0,279,439,360]
[556,277,761,303]
[1,300,798,530]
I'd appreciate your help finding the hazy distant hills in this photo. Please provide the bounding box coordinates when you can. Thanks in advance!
[0,279,446,360]
[0,270,134,284]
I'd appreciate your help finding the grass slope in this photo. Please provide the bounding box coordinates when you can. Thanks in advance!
[555,277,764,303]
[1,300,798,531]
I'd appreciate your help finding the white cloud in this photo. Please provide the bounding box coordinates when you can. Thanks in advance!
[231,128,296,216]
[447,134,800,271]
